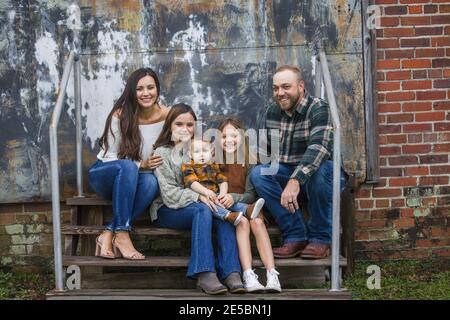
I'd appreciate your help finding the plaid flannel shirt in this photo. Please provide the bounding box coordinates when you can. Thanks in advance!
[181,160,228,193]
[263,90,334,185]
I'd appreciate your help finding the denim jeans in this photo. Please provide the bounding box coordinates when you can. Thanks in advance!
[214,202,247,222]
[88,159,159,231]
[250,160,347,244]
[153,202,241,280]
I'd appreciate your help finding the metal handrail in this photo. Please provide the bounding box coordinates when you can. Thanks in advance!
[49,51,83,291]
[315,50,343,291]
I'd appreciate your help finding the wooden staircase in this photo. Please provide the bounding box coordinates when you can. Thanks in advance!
[46,190,354,300]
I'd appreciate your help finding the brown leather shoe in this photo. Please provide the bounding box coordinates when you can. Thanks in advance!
[300,243,330,259]
[225,211,243,226]
[273,241,308,258]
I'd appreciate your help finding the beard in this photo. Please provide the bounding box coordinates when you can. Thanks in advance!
[276,90,301,112]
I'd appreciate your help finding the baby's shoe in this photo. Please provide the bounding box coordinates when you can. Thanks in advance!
[225,211,243,226]
[265,268,282,293]
[243,269,265,293]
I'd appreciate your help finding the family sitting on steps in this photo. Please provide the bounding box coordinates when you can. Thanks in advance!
[87,65,347,295]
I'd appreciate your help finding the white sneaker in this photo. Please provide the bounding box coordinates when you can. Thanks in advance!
[243,269,265,293]
[249,198,265,220]
[265,269,282,293]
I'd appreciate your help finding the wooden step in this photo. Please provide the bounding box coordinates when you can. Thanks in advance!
[67,196,111,206]
[61,225,281,236]
[63,255,347,267]
[46,288,352,300]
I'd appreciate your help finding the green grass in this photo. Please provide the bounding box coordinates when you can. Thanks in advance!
[343,259,450,300]
[0,271,53,300]
[0,259,448,299]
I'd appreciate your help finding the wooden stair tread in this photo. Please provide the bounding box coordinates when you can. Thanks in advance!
[67,196,111,206]
[46,288,351,300]
[61,225,281,236]
[63,255,347,267]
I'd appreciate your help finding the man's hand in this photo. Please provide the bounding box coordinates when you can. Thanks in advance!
[281,179,300,213]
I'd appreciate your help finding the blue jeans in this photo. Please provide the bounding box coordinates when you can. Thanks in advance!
[250,160,347,244]
[88,159,159,231]
[153,202,241,280]
[214,202,247,222]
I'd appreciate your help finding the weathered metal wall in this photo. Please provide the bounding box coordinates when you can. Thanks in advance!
[0,0,364,202]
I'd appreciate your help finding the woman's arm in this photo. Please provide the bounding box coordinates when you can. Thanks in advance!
[154,148,199,209]
[229,166,257,204]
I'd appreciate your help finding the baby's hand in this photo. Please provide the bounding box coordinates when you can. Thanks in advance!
[204,189,217,201]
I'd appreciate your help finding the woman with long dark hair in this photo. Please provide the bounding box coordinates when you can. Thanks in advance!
[88,68,169,260]
[149,104,243,295]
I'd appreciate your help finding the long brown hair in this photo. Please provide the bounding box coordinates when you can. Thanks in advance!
[153,103,197,149]
[99,68,161,161]
[217,117,257,169]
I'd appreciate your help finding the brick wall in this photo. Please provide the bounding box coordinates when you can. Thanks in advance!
[354,0,450,260]
[0,203,71,273]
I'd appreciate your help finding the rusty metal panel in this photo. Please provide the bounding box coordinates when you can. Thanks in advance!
[0,0,364,202]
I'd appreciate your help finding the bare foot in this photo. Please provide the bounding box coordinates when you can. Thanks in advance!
[113,231,145,259]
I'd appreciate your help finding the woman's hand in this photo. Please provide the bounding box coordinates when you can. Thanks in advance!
[203,189,218,202]
[199,195,218,213]
[140,154,163,170]
[217,194,234,209]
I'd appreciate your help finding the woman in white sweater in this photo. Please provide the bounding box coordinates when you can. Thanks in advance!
[88,68,169,260]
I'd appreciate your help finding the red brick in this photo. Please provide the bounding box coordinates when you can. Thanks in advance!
[400,208,414,218]
[403,123,432,133]
[415,111,446,122]
[412,69,428,79]
[432,248,450,258]
[380,17,400,27]
[391,199,406,207]
[430,165,450,174]
[402,102,432,112]
[378,81,401,91]
[402,144,432,154]
[430,227,448,238]
[379,103,401,113]
[414,27,443,36]
[405,166,429,176]
[408,133,423,143]
[433,143,450,152]
[402,80,432,90]
[384,28,414,37]
[433,101,450,110]
[422,197,438,206]
[380,167,404,177]
[400,16,430,26]
[379,124,402,134]
[432,58,450,68]
[402,59,431,69]
[355,188,371,198]
[420,176,449,186]
[388,156,419,166]
[424,133,438,142]
[428,69,443,78]
[372,188,403,197]
[440,4,450,13]
[378,60,401,69]
[400,0,429,3]
[400,38,431,48]
[431,15,450,24]
[385,49,414,59]
[380,146,402,156]
[386,70,411,80]
[420,154,448,164]
[377,39,400,49]
[432,36,450,47]
[408,5,423,14]
[387,113,414,123]
[415,48,445,57]
[376,200,390,208]
[359,200,374,209]
[390,177,418,187]
[386,134,407,144]
[435,122,450,131]
[416,90,447,100]
[394,218,416,228]
[424,4,438,13]
[434,79,450,88]
[357,219,387,229]
[386,91,415,101]
[385,6,408,15]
